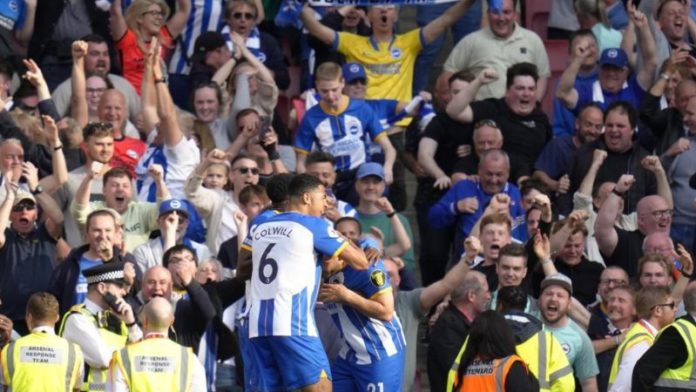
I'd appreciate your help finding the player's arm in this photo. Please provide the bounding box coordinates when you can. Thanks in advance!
[237,246,252,281]
[319,283,394,321]
[335,241,369,270]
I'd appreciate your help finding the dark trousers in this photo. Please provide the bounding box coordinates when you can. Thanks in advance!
[414,181,454,286]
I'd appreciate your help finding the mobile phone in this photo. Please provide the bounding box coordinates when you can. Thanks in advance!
[102,292,122,313]
[259,116,271,138]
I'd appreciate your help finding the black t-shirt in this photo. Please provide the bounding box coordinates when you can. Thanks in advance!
[420,112,474,175]
[532,257,604,306]
[427,305,471,392]
[470,98,552,182]
[217,236,239,270]
[602,229,644,277]
[473,263,498,293]
[452,154,479,177]
[0,224,58,321]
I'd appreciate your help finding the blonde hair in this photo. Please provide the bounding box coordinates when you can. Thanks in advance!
[125,0,171,41]
[315,62,343,83]
[10,110,48,146]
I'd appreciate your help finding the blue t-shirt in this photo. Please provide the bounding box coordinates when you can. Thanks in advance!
[575,73,645,113]
[552,71,598,137]
[534,135,578,180]
[295,98,386,172]
[74,256,102,305]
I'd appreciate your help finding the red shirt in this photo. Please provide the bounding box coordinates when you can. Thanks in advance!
[115,27,173,95]
[111,136,147,176]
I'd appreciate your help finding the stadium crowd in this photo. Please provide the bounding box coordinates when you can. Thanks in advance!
[3,0,696,390]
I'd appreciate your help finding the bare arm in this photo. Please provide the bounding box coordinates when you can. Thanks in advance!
[24,162,64,237]
[420,258,471,311]
[231,32,275,84]
[418,137,447,180]
[421,0,474,44]
[319,284,394,321]
[536,77,548,103]
[630,4,658,90]
[641,156,673,209]
[336,241,369,270]
[374,198,412,257]
[556,45,585,110]
[595,175,635,257]
[70,41,89,129]
[300,4,337,46]
[110,0,128,41]
[446,68,498,123]
[140,46,159,132]
[253,0,265,24]
[578,150,606,197]
[375,135,396,185]
[621,18,638,68]
[580,377,598,392]
[166,0,192,38]
[296,152,307,173]
[0,183,16,248]
[149,43,183,146]
[593,336,622,354]
[42,116,69,198]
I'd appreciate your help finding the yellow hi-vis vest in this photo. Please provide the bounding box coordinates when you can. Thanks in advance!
[446,330,574,392]
[608,321,655,390]
[59,304,128,392]
[1,331,84,392]
[655,318,696,389]
[113,337,194,392]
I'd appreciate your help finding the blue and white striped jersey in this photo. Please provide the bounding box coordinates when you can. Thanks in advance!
[247,212,347,338]
[295,98,386,173]
[324,260,406,365]
[168,0,227,75]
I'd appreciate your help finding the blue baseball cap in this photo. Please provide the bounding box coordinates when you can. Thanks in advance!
[599,48,628,69]
[356,162,384,181]
[159,199,189,217]
[343,63,367,84]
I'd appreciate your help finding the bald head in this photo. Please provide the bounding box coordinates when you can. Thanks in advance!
[637,195,672,235]
[142,266,172,300]
[141,297,174,332]
[98,89,127,137]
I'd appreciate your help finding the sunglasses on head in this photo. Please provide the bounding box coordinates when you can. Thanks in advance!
[236,166,259,175]
[233,12,255,20]
[12,201,36,212]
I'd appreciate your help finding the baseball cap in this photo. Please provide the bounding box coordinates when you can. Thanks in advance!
[343,63,367,84]
[356,162,384,181]
[540,273,573,295]
[191,32,226,64]
[159,199,189,218]
[599,48,628,69]
[12,189,35,208]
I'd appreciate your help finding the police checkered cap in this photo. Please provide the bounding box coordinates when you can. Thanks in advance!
[83,261,126,284]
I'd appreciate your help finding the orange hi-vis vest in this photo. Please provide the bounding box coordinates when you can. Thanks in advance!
[453,354,528,392]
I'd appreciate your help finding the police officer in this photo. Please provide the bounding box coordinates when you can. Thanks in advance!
[633,282,696,391]
[59,262,142,392]
[107,297,206,391]
[0,292,84,391]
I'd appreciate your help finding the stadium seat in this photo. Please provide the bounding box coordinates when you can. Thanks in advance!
[524,0,552,39]
[541,39,570,121]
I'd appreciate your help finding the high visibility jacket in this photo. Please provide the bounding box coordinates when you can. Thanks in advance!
[1,331,83,391]
[453,354,526,391]
[112,337,194,392]
[655,318,696,389]
[447,331,574,392]
[608,321,655,390]
[59,304,128,392]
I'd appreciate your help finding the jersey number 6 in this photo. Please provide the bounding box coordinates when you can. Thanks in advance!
[258,243,279,284]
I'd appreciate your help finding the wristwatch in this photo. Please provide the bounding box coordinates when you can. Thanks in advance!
[31,185,43,195]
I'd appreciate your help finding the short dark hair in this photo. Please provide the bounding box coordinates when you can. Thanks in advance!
[235,107,260,123]
[457,311,518,379]
[605,101,638,129]
[288,174,323,201]
[499,243,527,261]
[103,166,133,186]
[305,151,335,167]
[162,244,198,267]
[496,285,528,312]
[519,177,548,197]
[335,216,362,233]
[193,81,223,107]
[81,34,109,45]
[230,153,255,168]
[449,70,476,85]
[265,173,295,207]
[506,62,539,90]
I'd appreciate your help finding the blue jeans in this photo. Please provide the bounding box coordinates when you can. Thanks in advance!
[671,223,696,257]
[412,0,482,93]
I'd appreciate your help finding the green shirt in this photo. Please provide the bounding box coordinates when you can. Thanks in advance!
[356,211,416,270]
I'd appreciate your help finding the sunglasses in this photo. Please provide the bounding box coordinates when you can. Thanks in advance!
[651,301,676,311]
[233,12,255,20]
[12,202,36,212]
[236,167,259,175]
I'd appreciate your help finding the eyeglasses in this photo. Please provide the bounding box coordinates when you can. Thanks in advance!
[651,209,674,218]
[235,167,259,175]
[232,12,255,20]
[12,202,36,212]
[651,301,676,311]
[86,87,107,95]
[142,10,165,18]
[474,119,499,130]
[599,278,628,286]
